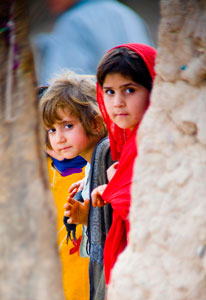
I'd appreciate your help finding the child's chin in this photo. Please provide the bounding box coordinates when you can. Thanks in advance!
[65,154,76,160]
[117,123,130,130]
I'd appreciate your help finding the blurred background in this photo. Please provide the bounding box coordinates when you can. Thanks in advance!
[29,0,160,45]
[122,0,160,46]
[28,0,160,84]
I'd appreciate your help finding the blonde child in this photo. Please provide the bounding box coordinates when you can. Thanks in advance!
[40,71,114,300]
[38,83,89,300]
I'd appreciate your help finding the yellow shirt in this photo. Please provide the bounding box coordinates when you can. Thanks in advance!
[47,156,89,300]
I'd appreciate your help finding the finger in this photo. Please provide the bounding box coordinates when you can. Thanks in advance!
[69,189,77,198]
[91,188,98,198]
[92,196,98,207]
[67,217,73,224]
[64,202,73,210]
[91,192,97,207]
[67,216,78,225]
[68,184,78,193]
[64,210,71,217]
[84,198,90,208]
[97,197,104,207]
[64,203,69,209]
[66,196,76,204]
[78,183,84,192]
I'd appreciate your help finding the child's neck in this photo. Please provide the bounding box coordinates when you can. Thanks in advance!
[81,136,103,163]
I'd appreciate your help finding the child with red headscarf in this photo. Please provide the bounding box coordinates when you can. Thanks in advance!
[92,43,157,286]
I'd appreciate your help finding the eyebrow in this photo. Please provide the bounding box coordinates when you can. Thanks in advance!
[56,119,72,125]
[103,82,139,89]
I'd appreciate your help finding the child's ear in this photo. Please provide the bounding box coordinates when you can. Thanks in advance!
[91,116,103,135]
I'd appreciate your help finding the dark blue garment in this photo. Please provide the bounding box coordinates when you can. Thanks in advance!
[51,155,87,176]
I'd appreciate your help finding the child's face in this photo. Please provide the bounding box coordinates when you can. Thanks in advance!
[102,73,149,130]
[46,108,98,162]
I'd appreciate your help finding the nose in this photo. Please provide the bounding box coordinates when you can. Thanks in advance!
[56,129,66,143]
[113,92,125,107]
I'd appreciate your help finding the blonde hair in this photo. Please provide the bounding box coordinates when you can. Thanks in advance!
[40,70,107,148]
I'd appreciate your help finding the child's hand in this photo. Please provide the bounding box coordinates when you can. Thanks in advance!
[69,179,85,193]
[106,162,119,181]
[64,191,89,225]
[91,184,107,207]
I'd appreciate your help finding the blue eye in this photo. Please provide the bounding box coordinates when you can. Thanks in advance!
[65,124,73,129]
[47,128,55,134]
[125,87,135,94]
[105,89,115,95]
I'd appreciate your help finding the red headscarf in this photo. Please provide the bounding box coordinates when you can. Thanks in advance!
[96,43,157,284]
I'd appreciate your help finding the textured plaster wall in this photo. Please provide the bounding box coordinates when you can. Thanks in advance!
[0,2,64,299]
[107,0,206,299]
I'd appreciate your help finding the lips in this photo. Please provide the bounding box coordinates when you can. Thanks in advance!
[115,113,128,116]
[60,146,71,151]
